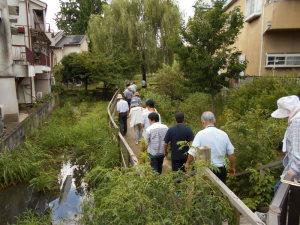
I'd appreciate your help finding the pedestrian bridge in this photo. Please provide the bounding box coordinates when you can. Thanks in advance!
[107,90,296,225]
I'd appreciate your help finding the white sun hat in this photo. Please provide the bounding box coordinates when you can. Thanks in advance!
[117,94,123,99]
[271,95,300,118]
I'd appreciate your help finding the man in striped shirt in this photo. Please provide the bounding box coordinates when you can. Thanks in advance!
[144,112,168,174]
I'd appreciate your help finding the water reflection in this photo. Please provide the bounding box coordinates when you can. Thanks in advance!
[0,161,87,225]
[49,162,87,225]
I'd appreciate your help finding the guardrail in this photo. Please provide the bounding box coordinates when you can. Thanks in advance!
[107,90,138,167]
[107,90,265,224]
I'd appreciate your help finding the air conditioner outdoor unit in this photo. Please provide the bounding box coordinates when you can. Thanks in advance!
[36,92,43,99]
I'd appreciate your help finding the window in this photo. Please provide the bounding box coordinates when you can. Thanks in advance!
[8,6,19,15]
[266,54,300,68]
[245,0,262,22]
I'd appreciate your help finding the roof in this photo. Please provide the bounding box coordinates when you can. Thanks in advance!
[55,35,86,48]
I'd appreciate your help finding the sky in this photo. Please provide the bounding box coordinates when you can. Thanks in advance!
[45,0,197,32]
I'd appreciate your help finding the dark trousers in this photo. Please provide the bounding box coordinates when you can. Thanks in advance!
[118,113,127,136]
[214,166,227,184]
[149,154,165,174]
[172,159,187,172]
[288,186,300,225]
[125,99,131,108]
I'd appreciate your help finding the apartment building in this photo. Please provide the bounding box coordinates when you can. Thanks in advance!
[0,0,52,123]
[225,0,300,77]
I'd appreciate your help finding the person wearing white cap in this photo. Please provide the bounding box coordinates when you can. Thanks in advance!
[271,95,300,224]
[271,95,300,184]
[116,93,129,136]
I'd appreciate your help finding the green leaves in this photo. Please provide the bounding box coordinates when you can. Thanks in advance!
[178,0,246,96]
[82,165,235,225]
[56,0,107,35]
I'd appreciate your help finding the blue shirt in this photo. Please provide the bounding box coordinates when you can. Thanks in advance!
[188,126,234,167]
[164,124,194,161]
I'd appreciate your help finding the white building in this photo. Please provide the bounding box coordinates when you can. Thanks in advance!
[0,0,52,123]
[48,31,89,66]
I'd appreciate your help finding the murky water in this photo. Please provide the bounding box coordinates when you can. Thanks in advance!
[0,162,87,225]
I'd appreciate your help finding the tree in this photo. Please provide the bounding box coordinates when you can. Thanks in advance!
[56,0,106,34]
[58,53,93,91]
[88,0,181,82]
[177,0,246,110]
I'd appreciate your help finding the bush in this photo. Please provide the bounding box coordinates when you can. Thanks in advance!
[82,165,235,225]
[178,92,212,131]
[153,64,189,100]
[15,210,51,225]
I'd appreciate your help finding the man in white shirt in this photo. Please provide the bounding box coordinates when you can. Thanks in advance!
[145,112,168,174]
[116,94,129,136]
[186,111,236,184]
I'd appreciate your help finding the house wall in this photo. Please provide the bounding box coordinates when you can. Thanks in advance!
[226,0,300,77]
[0,0,19,122]
[35,72,51,97]
[226,0,263,76]
[0,79,19,122]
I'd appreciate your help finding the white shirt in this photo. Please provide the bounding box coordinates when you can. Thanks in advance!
[145,122,168,156]
[142,108,161,130]
[116,99,129,113]
[188,126,234,167]
[129,84,137,93]
[129,106,143,127]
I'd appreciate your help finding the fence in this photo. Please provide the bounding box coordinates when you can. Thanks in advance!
[0,95,57,151]
[107,90,265,225]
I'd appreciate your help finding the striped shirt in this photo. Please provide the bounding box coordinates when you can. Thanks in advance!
[283,118,300,179]
[145,122,168,156]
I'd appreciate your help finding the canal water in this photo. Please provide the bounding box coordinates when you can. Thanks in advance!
[0,162,87,225]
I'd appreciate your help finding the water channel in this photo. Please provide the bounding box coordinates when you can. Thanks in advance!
[0,162,87,225]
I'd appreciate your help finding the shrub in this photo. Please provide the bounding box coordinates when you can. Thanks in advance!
[153,64,189,100]
[82,165,235,225]
[178,92,212,131]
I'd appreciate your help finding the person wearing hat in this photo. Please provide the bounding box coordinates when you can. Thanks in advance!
[130,92,142,108]
[116,93,129,136]
[271,95,300,224]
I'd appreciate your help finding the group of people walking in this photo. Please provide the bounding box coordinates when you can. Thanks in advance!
[116,82,236,183]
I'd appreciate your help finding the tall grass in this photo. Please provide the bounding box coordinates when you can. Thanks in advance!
[0,93,119,192]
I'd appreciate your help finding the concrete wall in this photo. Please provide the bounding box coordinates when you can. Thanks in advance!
[35,72,51,97]
[0,79,19,122]
[17,77,35,104]
[0,95,57,151]
[264,0,300,31]
[0,0,19,122]
[0,0,13,77]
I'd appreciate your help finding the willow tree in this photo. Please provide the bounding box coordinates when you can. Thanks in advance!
[88,0,181,81]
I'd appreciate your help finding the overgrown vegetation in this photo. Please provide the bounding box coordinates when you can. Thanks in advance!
[82,164,235,225]
[143,76,299,210]
[15,210,51,225]
[0,93,119,192]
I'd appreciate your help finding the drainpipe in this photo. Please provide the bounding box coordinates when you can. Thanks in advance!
[258,0,266,77]
[25,0,31,50]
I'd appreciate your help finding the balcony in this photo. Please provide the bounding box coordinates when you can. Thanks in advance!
[265,0,300,31]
